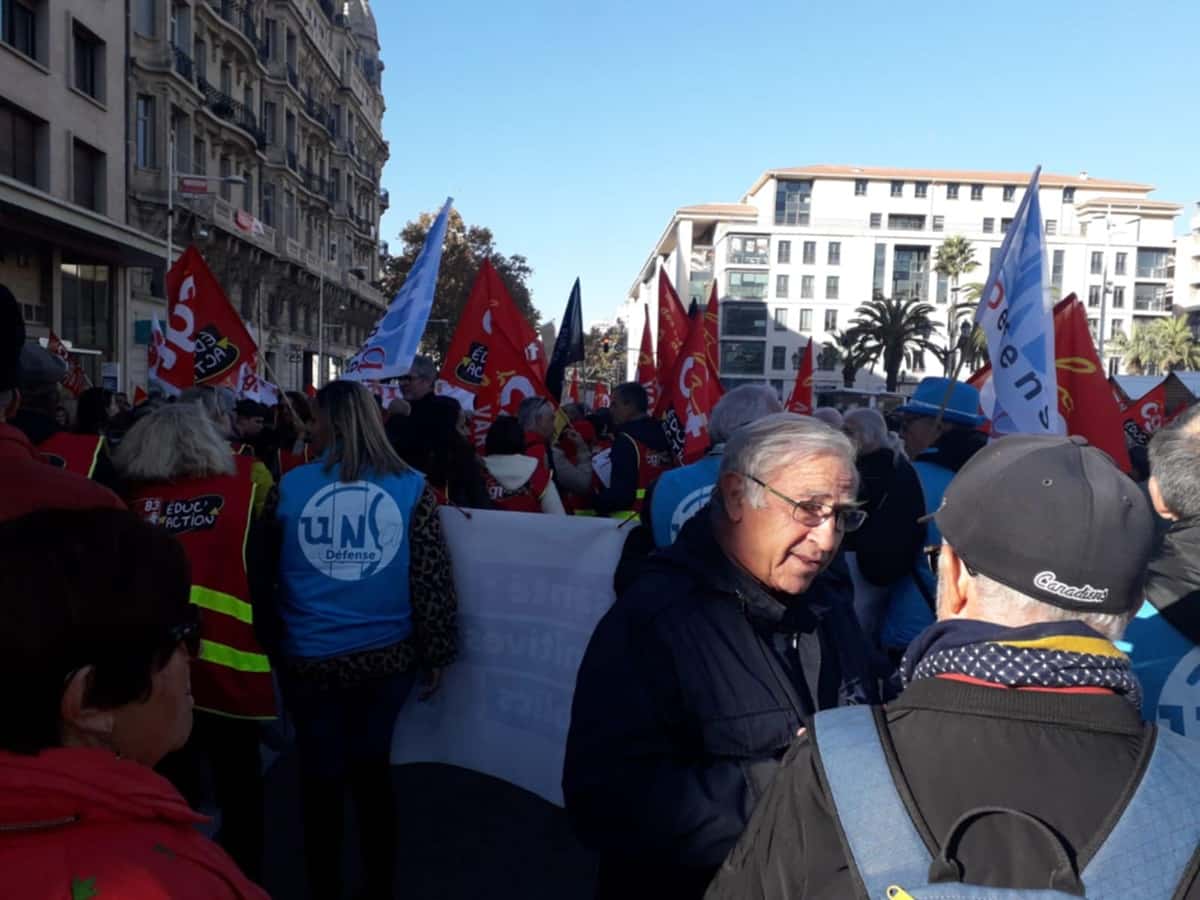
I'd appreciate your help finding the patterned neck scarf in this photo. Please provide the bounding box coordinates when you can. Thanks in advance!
[900,619,1142,709]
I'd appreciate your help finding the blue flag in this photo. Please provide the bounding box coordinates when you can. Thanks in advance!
[344,197,452,382]
[545,278,584,401]
[975,169,1062,436]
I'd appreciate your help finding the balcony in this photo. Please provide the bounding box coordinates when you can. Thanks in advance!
[299,166,331,199]
[287,65,299,90]
[1136,265,1172,280]
[728,251,769,266]
[170,44,194,82]
[379,188,389,210]
[198,79,266,149]
[204,0,259,58]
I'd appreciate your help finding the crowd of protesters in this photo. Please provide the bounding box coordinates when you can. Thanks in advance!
[4,271,1200,900]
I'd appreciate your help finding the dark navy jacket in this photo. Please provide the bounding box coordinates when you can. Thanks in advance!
[562,509,874,900]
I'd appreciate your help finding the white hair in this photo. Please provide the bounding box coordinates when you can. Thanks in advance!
[844,407,906,458]
[964,572,1132,642]
[709,384,784,445]
[715,412,857,515]
[812,407,844,429]
[114,402,236,482]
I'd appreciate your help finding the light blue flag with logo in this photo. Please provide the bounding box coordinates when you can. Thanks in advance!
[344,197,453,381]
[974,168,1063,436]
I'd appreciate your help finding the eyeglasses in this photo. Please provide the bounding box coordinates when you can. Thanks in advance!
[742,474,868,532]
[167,621,202,659]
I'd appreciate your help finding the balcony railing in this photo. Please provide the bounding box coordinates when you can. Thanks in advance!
[206,0,258,51]
[198,78,266,148]
[728,251,769,265]
[299,166,331,198]
[1134,298,1172,312]
[1137,265,1172,279]
[170,43,194,82]
[287,65,299,89]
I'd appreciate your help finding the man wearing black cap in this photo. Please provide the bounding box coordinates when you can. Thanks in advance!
[708,434,1200,899]
[0,284,123,521]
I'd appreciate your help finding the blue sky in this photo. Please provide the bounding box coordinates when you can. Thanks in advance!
[375,0,1200,327]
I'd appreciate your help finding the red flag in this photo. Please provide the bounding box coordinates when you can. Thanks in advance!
[700,283,723,393]
[636,308,658,411]
[46,331,70,364]
[656,270,690,395]
[969,295,1131,471]
[304,384,317,399]
[568,367,580,403]
[159,246,258,394]
[787,340,815,414]
[593,382,611,408]
[133,386,149,406]
[440,259,553,447]
[46,331,90,397]
[659,285,723,464]
[1121,383,1172,447]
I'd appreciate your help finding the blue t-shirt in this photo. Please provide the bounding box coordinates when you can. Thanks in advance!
[1124,600,1200,737]
[650,453,722,548]
[276,461,425,659]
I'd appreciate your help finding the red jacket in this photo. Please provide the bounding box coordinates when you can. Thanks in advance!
[0,747,268,899]
[0,423,124,522]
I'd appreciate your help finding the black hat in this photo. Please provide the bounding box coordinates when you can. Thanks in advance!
[0,284,24,393]
[934,434,1155,615]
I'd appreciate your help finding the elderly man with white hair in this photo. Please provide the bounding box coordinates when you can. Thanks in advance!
[564,413,875,900]
[646,384,783,547]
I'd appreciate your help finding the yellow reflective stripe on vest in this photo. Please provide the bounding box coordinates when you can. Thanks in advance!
[635,488,647,499]
[198,639,271,674]
[191,585,254,625]
[86,437,104,478]
[611,510,640,521]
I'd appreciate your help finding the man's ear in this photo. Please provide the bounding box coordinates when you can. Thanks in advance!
[719,472,747,523]
[1148,476,1178,521]
[937,542,971,618]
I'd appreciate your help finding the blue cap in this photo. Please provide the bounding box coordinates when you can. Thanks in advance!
[895,377,985,427]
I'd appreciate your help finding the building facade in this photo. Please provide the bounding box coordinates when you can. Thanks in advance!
[125,0,390,391]
[1176,203,1200,339]
[623,165,1183,396]
[0,0,164,386]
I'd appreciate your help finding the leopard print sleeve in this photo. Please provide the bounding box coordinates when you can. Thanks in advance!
[408,485,459,669]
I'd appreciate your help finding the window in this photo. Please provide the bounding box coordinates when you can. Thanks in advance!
[1135,284,1169,311]
[3,0,38,59]
[1090,251,1103,275]
[1110,319,1125,339]
[135,0,155,36]
[946,183,959,200]
[728,234,770,265]
[773,308,787,331]
[777,240,791,264]
[774,179,812,226]
[719,340,765,376]
[219,154,231,202]
[242,171,253,214]
[824,309,838,330]
[72,139,104,212]
[135,95,156,168]
[970,184,983,201]
[194,38,206,80]
[937,270,948,304]
[801,275,814,299]
[915,181,928,199]
[854,179,867,196]
[1112,286,1125,309]
[1051,249,1064,292]
[798,309,812,331]
[263,101,276,145]
[1088,285,1101,307]
[873,244,886,298]
[772,346,787,370]
[776,275,789,299]
[1115,252,1127,276]
[983,218,995,234]
[869,212,882,229]
[1063,187,1075,204]
[1137,248,1172,279]
[890,180,903,197]
[888,214,925,231]
[932,215,945,232]
[911,351,926,372]
[1003,185,1016,202]
[1088,318,1098,341]
[264,18,277,60]
[284,190,296,239]
[826,276,839,300]
[61,263,112,353]
[802,241,816,264]
[331,166,341,201]
[1000,217,1013,234]
[0,99,40,187]
[827,242,841,265]
[262,182,275,226]
[727,271,769,299]
[73,22,103,101]
[193,137,205,175]
[1045,219,1057,236]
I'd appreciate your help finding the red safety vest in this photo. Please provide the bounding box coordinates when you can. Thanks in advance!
[278,445,314,476]
[39,432,105,479]
[612,432,675,520]
[482,461,550,513]
[127,457,276,720]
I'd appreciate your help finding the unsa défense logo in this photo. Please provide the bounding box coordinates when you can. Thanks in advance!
[298,482,405,581]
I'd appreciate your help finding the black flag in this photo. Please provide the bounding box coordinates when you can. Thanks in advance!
[546,278,584,402]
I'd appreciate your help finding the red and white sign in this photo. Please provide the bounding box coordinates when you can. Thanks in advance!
[177,176,213,195]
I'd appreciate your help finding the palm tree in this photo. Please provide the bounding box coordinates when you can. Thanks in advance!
[934,236,979,375]
[1109,324,1158,375]
[850,296,942,392]
[828,327,871,388]
[1154,316,1200,371]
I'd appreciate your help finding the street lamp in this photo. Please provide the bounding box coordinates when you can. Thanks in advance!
[167,131,246,271]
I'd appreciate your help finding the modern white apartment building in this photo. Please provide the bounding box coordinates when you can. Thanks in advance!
[623,165,1183,396]
[1176,203,1200,337]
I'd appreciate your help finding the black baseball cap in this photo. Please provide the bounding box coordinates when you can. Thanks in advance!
[933,434,1155,615]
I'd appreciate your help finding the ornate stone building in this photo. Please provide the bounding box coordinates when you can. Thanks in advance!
[127,0,390,390]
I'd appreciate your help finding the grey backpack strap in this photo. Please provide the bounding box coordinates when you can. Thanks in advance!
[1082,727,1200,899]
[811,706,932,899]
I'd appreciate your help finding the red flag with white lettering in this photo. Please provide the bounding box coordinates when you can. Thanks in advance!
[46,331,90,397]
[787,340,815,414]
[1121,383,1172,447]
[439,259,553,447]
[655,270,690,402]
[659,284,723,464]
[159,246,258,395]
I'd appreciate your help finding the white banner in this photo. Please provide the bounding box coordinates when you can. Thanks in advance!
[391,508,625,806]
